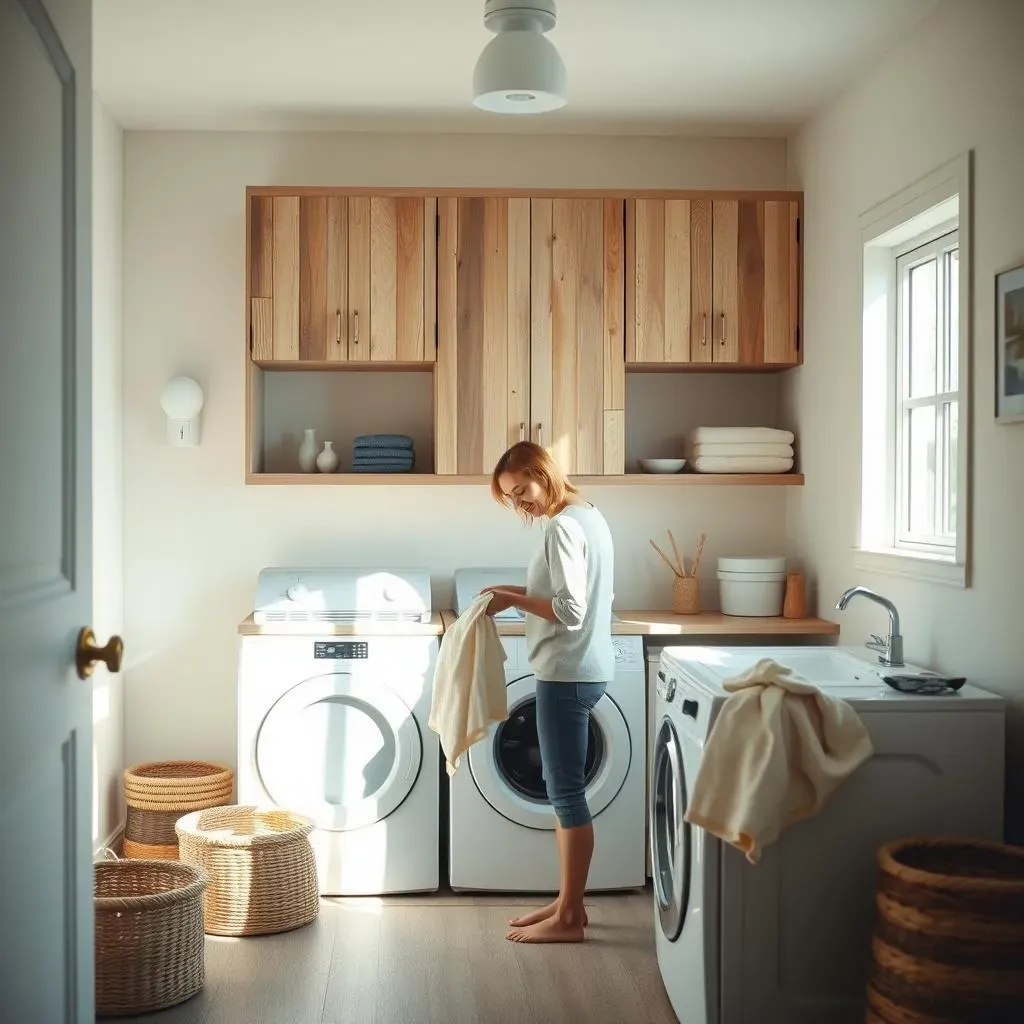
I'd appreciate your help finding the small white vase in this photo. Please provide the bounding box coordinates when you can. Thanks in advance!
[316,440,339,474]
[297,428,317,473]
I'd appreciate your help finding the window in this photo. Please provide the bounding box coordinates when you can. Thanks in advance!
[857,154,971,587]
[894,229,959,555]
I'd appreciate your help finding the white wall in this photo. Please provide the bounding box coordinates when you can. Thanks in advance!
[91,96,124,851]
[786,0,1024,839]
[121,130,790,768]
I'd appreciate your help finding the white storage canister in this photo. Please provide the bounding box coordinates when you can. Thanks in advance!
[717,556,787,616]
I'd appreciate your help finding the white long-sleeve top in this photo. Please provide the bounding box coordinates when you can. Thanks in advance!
[525,504,615,682]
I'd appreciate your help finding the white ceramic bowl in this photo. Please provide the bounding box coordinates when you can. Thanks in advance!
[638,458,687,474]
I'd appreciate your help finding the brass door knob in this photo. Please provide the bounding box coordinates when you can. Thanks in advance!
[76,628,124,679]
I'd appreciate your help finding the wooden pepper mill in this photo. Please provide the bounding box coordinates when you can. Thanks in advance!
[783,571,806,619]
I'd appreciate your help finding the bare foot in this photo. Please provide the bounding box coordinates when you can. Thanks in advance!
[506,916,586,944]
[508,901,589,927]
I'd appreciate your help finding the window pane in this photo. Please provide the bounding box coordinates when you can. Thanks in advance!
[909,260,937,398]
[906,405,936,536]
[944,401,958,536]
[947,249,959,392]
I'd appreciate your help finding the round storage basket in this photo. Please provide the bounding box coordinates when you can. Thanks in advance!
[95,858,208,1017]
[176,805,319,937]
[866,837,1024,1024]
[123,761,234,860]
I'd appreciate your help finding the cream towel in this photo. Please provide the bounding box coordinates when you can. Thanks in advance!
[690,442,794,459]
[690,455,794,474]
[684,658,874,863]
[428,593,508,777]
[689,426,795,445]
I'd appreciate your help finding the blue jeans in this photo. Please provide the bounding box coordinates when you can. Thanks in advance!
[535,681,608,829]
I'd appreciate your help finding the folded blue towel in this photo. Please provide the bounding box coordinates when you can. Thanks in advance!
[352,446,416,460]
[351,463,414,473]
[353,434,414,450]
[353,458,415,469]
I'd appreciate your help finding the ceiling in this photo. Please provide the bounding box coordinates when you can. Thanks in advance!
[93,0,942,136]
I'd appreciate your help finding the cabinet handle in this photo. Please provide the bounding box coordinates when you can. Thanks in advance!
[720,312,726,347]
[335,311,342,345]
[535,423,544,446]
[701,313,707,347]
[353,310,360,347]
[519,422,525,442]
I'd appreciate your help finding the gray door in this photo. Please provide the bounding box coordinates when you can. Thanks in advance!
[0,1,108,1021]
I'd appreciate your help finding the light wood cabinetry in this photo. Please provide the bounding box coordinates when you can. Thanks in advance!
[248,193,437,364]
[626,197,800,367]
[435,197,624,476]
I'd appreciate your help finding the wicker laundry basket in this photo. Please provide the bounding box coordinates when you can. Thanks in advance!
[866,837,1024,1024]
[95,858,209,1017]
[176,805,319,937]
[123,760,234,860]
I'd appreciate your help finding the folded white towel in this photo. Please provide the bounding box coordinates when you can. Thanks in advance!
[684,658,874,863]
[691,456,794,474]
[690,442,794,459]
[690,426,795,445]
[428,594,508,776]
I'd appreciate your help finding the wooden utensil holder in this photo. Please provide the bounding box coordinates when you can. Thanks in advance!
[672,576,700,615]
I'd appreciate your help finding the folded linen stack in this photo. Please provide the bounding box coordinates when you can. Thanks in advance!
[686,427,795,474]
[351,434,416,473]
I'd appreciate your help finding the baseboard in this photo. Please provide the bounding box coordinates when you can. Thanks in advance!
[94,821,124,860]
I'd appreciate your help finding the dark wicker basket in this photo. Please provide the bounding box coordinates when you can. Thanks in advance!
[95,858,208,1017]
[866,837,1024,1024]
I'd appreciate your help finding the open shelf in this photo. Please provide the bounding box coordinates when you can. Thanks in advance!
[245,472,805,486]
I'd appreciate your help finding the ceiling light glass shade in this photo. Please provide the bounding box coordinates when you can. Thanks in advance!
[473,30,567,114]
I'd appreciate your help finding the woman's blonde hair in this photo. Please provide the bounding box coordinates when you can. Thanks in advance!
[490,441,577,520]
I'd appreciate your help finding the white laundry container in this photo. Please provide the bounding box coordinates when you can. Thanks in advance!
[717,556,786,616]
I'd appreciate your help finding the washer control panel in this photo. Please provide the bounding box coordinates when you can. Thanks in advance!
[313,641,369,660]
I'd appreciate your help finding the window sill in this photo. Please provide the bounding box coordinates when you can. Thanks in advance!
[853,548,967,588]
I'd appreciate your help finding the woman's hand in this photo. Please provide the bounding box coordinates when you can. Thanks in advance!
[480,586,522,615]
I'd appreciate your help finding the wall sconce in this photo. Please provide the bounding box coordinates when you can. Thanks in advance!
[160,376,204,447]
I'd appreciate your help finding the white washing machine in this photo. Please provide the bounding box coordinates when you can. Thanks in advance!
[447,568,646,892]
[651,645,1006,1024]
[237,568,441,895]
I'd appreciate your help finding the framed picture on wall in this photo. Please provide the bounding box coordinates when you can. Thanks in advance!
[996,263,1024,423]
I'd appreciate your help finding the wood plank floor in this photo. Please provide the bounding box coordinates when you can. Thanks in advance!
[110,890,678,1024]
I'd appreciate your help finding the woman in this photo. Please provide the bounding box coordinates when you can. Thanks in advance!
[481,442,615,945]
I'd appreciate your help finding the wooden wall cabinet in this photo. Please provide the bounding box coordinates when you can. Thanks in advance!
[249,193,437,364]
[626,197,800,367]
[435,197,624,476]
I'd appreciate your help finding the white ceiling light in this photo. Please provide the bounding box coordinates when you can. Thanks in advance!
[473,0,567,115]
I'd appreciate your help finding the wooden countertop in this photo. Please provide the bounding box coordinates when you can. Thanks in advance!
[439,609,839,638]
[237,613,445,637]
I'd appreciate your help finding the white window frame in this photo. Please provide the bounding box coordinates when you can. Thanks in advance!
[856,154,971,588]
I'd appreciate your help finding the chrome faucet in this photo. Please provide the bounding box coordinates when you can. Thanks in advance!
[835,586,904,667]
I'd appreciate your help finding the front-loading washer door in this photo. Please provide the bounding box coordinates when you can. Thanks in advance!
[256,671,422,832]
[467,674,631,831]
[652,716,691,941]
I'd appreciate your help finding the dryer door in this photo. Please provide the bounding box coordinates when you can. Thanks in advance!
[256,671,422,832]
[651,715,691,941]
[467,674,631,831]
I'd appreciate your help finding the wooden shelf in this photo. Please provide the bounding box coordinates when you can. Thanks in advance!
[613,611,839,637]
[245,472,805,486]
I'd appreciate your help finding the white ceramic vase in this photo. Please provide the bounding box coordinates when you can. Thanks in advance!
[316,440,339,473]
[297,428,317,473]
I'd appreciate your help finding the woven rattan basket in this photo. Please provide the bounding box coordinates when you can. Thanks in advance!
[866,837,1024,1024]
[95,858,208,1017]
[123,761,233,859]
[176,805,319,937]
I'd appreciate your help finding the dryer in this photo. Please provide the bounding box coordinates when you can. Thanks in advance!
[651,645,1005,1024]
[447,568,646,892]
[237,568,441,895]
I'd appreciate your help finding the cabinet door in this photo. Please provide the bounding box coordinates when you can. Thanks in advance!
[348,196,437,363]
[531,198,625,476]
[626,199,693,363]
[707,198,801,366]
[248,193,436,364]
[435,197,531,475]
